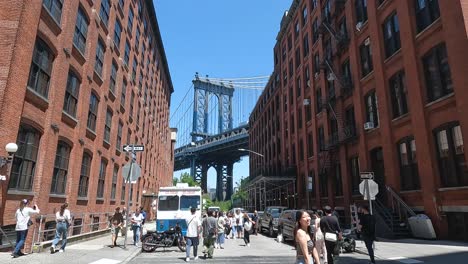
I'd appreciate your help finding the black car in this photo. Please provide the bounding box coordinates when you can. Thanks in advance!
[260,206,287,237]
[278,210,318,242]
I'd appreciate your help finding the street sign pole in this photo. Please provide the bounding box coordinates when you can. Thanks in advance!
[364,179,373,215]
[123,150,135,249]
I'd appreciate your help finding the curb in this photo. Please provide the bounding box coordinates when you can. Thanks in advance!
[121,247,141,264]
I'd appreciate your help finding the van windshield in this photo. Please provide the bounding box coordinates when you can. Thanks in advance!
[158,195,179,211]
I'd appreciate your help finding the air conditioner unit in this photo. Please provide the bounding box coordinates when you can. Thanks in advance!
[364,122,374,131]
[314,72,320,79]
[303,99,310,106]
[356,22,363,32]
[364,37,371,46]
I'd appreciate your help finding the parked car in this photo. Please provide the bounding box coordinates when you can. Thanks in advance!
[260,206,287,237]
[278,210,319,242]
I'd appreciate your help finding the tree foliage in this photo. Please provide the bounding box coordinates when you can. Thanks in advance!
[173,172,199,187]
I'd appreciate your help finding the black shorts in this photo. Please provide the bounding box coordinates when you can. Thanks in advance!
[187,237,199,246]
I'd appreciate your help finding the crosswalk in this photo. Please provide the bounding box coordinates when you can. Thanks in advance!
[130,255,296,264]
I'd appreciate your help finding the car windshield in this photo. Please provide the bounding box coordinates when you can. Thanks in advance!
[158,195,179,211]
[180,195,200,211]
[270,208,283,215]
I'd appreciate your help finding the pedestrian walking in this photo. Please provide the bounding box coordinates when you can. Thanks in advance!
[229,212,237,239]
[313,211,327,264]
[252,211,259,235]
[242,212,252,247]
[295,210,320,264]
[234,209,243,239]
[216,211,225,249]
[224,213,232,239]
[201,210,217,259]
[320,206,342,264]
[50,203,71,253]
[109,207,124,248]
[140,206,147,236]
[185,207,201,262]
[358,205,376,264]
[130,208,144,246]
[12,199,40,258]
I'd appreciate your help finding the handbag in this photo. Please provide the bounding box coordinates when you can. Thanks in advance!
[325,232,337,242]
[244,221,252,232]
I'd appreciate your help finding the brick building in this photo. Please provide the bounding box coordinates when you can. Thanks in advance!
[249,0,468,240]
[0,0,174,234]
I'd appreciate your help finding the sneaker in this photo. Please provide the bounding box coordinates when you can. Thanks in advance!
[247,243,250,247]
[186,257,190,262]
[11,253,19,258]
[59,249,64,253]
[50,246,55,254]
[17,251,25,256]
[194,256,198,260]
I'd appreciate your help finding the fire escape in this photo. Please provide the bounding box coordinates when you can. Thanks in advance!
[317,0,357,176]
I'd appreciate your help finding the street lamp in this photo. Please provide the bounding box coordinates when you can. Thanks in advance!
[1,143,18,226]
[238,148,264,157]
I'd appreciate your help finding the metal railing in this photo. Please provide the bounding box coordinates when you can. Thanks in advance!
[386,185,416,221]
[30,211,114,252]
[0,226,16,249]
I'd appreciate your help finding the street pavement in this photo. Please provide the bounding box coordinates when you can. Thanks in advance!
[1,226,467,263]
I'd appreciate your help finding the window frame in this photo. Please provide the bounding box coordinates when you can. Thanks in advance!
[114,19,122,48]
[104,109,113,143]
[360,38,373,77]
[383,12,401,58]
[423,43,453,102]
[397,137,421,190]
[43,0,63,24]
[97,159,107,199]
[389,70,408,118]
[78,152,91,198]
[94,38,105,76]
[365,90,379,127]
[73,7,89,55]
[27,38,54,98]
[87,92,99,131]
[415,0,440,33]
[63,71,80,117]
[50,141,71,194]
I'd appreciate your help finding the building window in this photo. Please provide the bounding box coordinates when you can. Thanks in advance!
[63,71,80,117]
[360,38,373,77]
[27,38,54,98]
[97,159,107,199]
[349,156,360,195]
[303,34,309,57]
[304,65,310,89]
[338,17,348,40]
[318,126,325,152]
[365,91,379,127]
[335,164,343,196]
[319,172,328,197]
[295,49,301,68]
[110,61,117,94]
[312,19,319,43]
[121,177,126,201]
[302,6,308,25]
[299,139,304,161]
[294,20,300,39]
[341,59,352,83]
[305,97,312,122]
[116,121,123,151]
[298,109,303,130]
[121,79,127,107]
[355,0,368,24]
[124,40,130,65]
[87,92,99,131]
[9,125,41,191]
[290,114,295,134]
[398,137,420,190]
[296,77,302,98]
[43,0,63,24]
[344,106,356,137]
[94,38,105,76]
[114,19,122,48]
[136,27,140,50]
[307,133,314,157]
[132,59,137,81]
[99,0,110,27]
[389,70,408,118]
[118,0,124,10]
[313,53,320,75]
[383,13,401,58]
[434,123,468,187]
[111,166,118,200]
[104,109,112,143]
[323,0,332,22]
[78,152,91,197]
[129,91,135,117]
[127,7,134,33]
[73,7,88,54]
[50,141,70,194]
[423,43,453,102]
[316,88,322,113]
[415,0,440,33]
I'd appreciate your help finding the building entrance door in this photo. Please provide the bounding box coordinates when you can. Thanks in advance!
[370,147,386,203]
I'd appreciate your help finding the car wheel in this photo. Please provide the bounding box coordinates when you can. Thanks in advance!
[269,224,274,237]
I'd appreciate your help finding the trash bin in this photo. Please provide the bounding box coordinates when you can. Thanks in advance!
[408,214,436,239]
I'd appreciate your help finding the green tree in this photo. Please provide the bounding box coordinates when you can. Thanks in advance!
[180,172,199,187]
[173,177,179,186]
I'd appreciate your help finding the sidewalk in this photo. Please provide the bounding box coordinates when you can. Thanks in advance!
[355,238,468,263]
[0,226,145,264]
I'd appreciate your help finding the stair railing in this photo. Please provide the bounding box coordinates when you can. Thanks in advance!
[373,199,395,236]
[386,186,416,222]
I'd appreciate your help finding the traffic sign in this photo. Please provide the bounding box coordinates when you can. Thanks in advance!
[122,144,144,152]
[122,162,141,183]
[360,172,374,180]
[359,179,379,200]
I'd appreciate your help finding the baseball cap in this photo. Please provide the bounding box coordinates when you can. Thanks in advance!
[22,199,29,205]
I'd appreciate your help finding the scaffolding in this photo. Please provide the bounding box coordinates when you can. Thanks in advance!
[243,176,296,211]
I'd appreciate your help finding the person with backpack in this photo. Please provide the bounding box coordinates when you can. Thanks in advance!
[50,203,71,253]
[216,211,225,249]
[242,212,252,247]
[185,207,201,262]
[12,199,40,258]
[234,209,243,239]
[109,207,124,248]
[320,206,342,264]
[140,206,147,237]
[358,205,376,264]
[224,213,232,239]
[201,210,217,259]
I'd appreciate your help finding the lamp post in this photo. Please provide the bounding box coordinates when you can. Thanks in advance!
[238,149,264,211]
[1,143,19,226]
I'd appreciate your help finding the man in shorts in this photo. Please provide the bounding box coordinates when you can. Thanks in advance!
[110,207,124,247]
[234,209,243,239]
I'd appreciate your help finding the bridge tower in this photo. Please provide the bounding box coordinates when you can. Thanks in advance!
[190,73,234,200]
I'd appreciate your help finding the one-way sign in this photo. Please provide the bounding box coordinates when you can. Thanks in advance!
[123,144,144,152]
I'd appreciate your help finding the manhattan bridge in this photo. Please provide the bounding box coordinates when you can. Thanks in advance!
[170,73,268,201]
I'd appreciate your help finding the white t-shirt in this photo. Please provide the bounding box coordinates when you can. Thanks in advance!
[234,213,242,226]
[56,209,71,222]
[186,215,201,238]
[131,213,144,226]
[15,207,40,231]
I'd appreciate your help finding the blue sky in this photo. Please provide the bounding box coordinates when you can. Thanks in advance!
[154,0,292,189]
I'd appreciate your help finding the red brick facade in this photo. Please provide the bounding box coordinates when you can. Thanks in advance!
[0,0,174,229]
[249,0,468,240]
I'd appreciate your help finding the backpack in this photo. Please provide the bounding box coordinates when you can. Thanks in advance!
[244,221,252,232]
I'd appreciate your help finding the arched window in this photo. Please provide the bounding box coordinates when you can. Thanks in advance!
[63,71,80,117]
[78,152,92,197]
[9,124,42,191]
[73,7,89,54]
[50,140,71,194]
[27,38,54,98]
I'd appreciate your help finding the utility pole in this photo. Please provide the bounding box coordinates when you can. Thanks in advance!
[123,151,136,249]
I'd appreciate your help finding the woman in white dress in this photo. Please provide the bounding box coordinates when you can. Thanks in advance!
[313,211,327,264]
